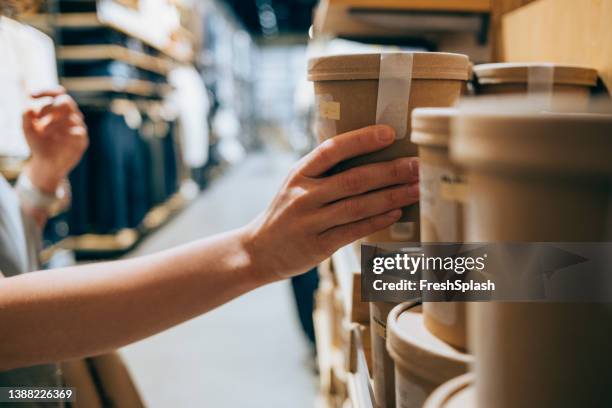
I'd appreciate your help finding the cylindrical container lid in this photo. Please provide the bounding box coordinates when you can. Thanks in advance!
[387,302,472,385]
[423,373,475,408]
[308,52,470,82]
[412,108,458,148]
[473,63,598,87]
[452,111,612,174]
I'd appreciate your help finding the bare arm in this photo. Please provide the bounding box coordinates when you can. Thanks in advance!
[0,228,263,370]
[0,125,419,371]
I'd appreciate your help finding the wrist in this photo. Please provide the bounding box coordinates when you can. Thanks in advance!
[237,222,280,286]
[25,160,65,194]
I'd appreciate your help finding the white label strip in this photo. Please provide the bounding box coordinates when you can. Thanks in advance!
[528,64,555,109]
[376,53,414,140]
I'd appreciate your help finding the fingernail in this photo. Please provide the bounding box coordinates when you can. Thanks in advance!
[410,159,419,178]
[408,183,420,197]
[377,126,394,143]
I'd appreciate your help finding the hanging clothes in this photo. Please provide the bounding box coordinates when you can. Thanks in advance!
[168,66,210,168]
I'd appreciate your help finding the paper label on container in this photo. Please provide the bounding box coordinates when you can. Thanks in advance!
[376,53,413,140]
[440,177,468,203]
[421,162,464,242]
[314,94,338,141]
[319,100,340,120]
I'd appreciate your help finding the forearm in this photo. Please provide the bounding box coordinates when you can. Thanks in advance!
[0,226,269,370]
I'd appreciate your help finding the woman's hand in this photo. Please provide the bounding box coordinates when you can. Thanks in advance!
[22,87,88,194]
[243,125,419,281]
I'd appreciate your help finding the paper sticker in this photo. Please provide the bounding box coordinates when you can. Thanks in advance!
[314,94,338,142]
[319,100,340,120]
[440,177,468,203]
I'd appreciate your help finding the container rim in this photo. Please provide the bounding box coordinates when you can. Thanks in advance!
[411,107,458,148]
[308,52,470,82]
[422,373,475,408]
[451,111,612,174]
[386,302,472,385]
[473,62,598,87]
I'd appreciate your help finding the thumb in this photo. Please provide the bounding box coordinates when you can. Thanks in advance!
[22,109,39,138]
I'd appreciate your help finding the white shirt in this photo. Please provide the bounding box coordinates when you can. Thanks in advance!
[0,17,58,158]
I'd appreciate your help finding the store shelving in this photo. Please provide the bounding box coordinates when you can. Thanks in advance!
[58,45,173,75]
[315,245,374,408]
[500,0,612,92]
[313,0,491,40]
[20,10,193,63]
[60,77,171,97]
[63,183,196,259]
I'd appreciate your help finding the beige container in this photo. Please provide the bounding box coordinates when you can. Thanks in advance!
[370,301,398,408]
[387,302,472,408]
[473,63,598,108]
[308,52,469,234]
[423,374,475,408]
[411,108,468,350]
[452,111,612,408]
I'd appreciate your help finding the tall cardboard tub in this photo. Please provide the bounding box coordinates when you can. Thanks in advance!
[452,111,612,408]
[308,52,469,241]
[386,302,472,408]
[473,63,597,108]
[411,108,468,350]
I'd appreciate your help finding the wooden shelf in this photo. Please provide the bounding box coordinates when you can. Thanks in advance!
[500,0,612,93]
[63,187,192,258]
[61,77,171,97]
[58,45,173,75]
[331,244,360,319]
[19,11,193,63]
[63,228,140,254]
[319,0,490,13]
[19,12,101,30]
[314,0,491,39]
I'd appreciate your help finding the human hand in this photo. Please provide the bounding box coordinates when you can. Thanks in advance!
[22,87,88,193]
[243,125,419,281]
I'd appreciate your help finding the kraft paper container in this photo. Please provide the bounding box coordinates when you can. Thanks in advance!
[452,111,612,408]
[411,108,468,350]
[386,302,472,408]
[473,63,597,108]
[370,301,398,408]
[423,373,475,408]
[308,52,469,236]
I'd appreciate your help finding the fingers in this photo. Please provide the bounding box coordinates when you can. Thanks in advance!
[315,183,419,230]
[35,94,83,120]
[30,86,66,99]
[316,157,419,203]
[40,114,86,139]
[318,209,402,250]
[299,125,395,178]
